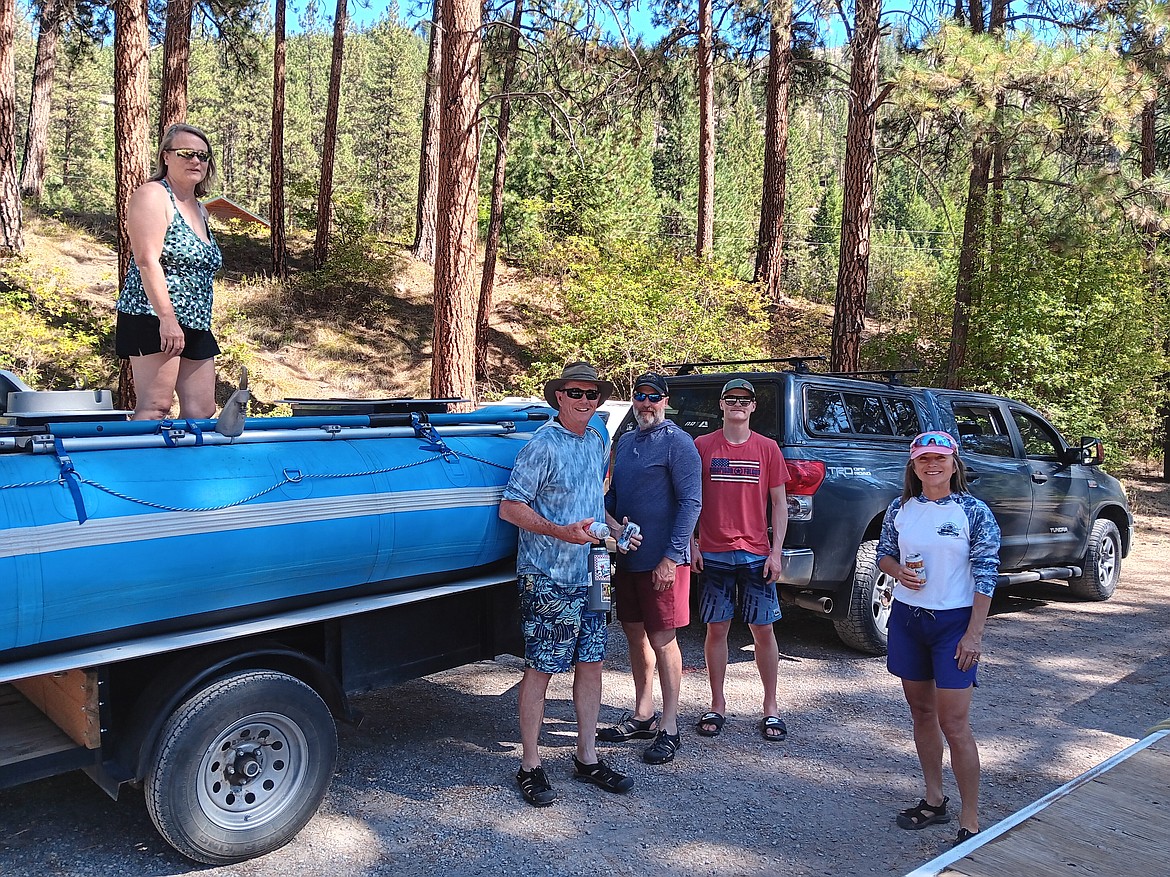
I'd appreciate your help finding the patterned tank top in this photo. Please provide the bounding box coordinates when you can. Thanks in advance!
[117,180,223,331]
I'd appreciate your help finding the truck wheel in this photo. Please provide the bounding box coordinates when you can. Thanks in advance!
[833,540,894,655]
[145,670,337,865]
[1067,519,1121,601]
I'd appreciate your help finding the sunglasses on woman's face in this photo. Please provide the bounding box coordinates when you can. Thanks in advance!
[912,432,957,451]
[560,387,601,400]
[169,148,211,163]
[633,392,664,403]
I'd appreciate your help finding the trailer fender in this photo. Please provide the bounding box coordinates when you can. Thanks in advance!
[111,641,349,784]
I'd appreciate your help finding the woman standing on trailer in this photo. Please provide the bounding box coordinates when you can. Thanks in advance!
[876,431,1001,848]
[115,123,223,420]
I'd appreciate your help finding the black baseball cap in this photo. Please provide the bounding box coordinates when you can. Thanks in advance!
[633,372,669,396]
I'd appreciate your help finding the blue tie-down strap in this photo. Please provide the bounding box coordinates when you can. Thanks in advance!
[156,419,203,447]
[412,412,457,462]
[53,437,88,524]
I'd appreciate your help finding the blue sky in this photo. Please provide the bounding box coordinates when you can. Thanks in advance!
[292,0,926,50]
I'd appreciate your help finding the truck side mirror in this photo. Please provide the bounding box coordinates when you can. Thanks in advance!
[1078,436,1105,466]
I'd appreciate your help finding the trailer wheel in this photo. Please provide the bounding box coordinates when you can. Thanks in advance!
[1067,519,1122,601]
[833,540,893,655]
[145,670,337,865]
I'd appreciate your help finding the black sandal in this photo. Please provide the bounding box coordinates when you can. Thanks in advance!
[953,827,980,847]
[896,796,951,830]
[572,756,634,793]
[597,712,659,742]
[642,730,680,765]
[695,711,725,737]
[516,766,557,807]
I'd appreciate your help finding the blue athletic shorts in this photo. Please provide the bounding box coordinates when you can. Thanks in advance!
[887,599,978,689]
[698,552,781,626]
[517,573,608,673]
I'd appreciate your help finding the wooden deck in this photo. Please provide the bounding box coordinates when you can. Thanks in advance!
[906,728,1170,877]
[0,684,77,768]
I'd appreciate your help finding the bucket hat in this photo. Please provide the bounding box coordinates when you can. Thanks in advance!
[543,361,615,409]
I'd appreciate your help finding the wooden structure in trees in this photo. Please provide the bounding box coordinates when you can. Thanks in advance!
[204,195,269,228]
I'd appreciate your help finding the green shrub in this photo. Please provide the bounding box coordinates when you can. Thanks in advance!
[507,238,769,396]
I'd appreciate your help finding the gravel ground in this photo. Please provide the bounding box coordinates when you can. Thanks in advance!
[3,476,1169,877]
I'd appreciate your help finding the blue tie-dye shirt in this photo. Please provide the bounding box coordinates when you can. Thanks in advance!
[877,491,1001,609]
[502,419,609,587]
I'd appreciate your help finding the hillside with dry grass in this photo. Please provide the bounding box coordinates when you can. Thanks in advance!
[1,209,840,410]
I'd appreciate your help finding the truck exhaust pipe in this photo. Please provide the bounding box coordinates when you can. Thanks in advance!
[794,594,833,614]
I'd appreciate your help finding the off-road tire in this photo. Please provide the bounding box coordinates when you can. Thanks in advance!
[1067,519,1122,601]
[833,539,894,655]
[145,670,337,865]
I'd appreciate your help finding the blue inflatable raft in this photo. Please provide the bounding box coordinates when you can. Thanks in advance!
[0,399,555,661]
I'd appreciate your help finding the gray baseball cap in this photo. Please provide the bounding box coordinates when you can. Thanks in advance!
[721,379,755,397]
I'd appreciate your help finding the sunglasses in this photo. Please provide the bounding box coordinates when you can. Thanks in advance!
[168,148,211,163]
[560,387,601,400]
[633,392,665,403]
[912,431,958,450]
[722,396,754,406]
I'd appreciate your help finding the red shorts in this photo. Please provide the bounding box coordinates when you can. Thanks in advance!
[613,563,691,632]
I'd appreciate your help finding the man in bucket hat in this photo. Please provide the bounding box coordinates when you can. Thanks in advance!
[500,361,634,806]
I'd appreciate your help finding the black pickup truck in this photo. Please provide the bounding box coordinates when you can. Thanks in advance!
[615,359,1133,654]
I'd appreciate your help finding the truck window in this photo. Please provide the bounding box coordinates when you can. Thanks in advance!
[807,389,851,433]
[1011,410,1063,460]
[665,384,781,442]
[885,398,922,436]
[806,388,919,437]
[952,404,1015,458]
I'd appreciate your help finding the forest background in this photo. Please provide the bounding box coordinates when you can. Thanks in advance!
[0,0,1168,463]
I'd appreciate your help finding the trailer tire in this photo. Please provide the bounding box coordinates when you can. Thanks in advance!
[833,540,894,656]
[145,670,337,865]
[1067,519,1122,601]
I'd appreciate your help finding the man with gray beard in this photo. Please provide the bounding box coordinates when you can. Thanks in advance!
[598,373,702,764]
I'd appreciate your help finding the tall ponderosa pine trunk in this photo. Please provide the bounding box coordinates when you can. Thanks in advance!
[476,0,523,383]
[753,0,794,300]
[0,0,21,255]
[431,0,481,406]
[945,144,991,389]
[944,0,1000,389]
[270,0,288,280]
[830,0,882,372]
[18,0,64,200]
[313,0,347,268]
[411,0,442,265]
[113,0,151,410]
[696,0,714,258]
[1140,97,1170,478]
[158,0,193,141]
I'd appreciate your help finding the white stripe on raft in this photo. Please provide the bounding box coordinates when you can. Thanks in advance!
[0,486,505,558]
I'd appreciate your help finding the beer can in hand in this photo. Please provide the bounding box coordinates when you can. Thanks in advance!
[905,552,926,585]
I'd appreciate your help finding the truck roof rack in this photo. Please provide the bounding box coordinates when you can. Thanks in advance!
[669,357,826,376]
[829,369,919,386]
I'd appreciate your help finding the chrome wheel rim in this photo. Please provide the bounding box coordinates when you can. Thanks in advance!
[196,712,311,831]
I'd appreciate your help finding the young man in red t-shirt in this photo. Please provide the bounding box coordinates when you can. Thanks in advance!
[691,379,791,742]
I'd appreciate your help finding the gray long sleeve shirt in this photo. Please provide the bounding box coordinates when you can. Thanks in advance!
[605,419,702,572]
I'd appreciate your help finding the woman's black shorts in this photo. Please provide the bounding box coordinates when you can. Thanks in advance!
[115,311,220,361]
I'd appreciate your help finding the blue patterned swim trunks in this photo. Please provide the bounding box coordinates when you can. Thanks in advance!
[518,573,608,673]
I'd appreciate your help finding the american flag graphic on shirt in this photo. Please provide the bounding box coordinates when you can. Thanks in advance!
[710,457,761,483]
